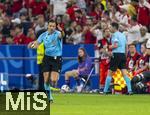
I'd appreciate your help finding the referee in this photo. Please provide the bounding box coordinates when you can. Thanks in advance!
[28,19,64,103]
[103,22,133,94]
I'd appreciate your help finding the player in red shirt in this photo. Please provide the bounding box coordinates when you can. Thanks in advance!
[134,43,149,75]
[98,28,111,90]
[131,41,150,94]
[126,43,141,73]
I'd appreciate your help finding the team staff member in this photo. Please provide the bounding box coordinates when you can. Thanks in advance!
[131,40,150,93]
[28,20,64,103]
[103,22,133,94]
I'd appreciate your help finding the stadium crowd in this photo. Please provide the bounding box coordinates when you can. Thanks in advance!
[0,0,150,93]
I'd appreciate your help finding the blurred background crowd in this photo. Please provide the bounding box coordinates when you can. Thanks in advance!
[0,0,149,45]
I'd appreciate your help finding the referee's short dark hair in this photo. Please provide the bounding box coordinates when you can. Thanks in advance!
[111,22,119,30]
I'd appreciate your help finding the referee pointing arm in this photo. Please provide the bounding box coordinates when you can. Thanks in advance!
[28,19,64,103]
[103,22,133,94]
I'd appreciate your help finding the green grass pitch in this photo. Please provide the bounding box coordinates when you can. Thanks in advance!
[50,93,150,115]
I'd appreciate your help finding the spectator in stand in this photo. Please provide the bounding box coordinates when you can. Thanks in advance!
[74,8,86,26]
[137,0,150,29]
[90,21,103,41]
[126,43,141,73]
[56,15,64,30]
[118,8,131,27]
[62,14,71,28]
[29,0,48,18]
[66,0,79,21]
[3,0,12,17]
[119,0,138,17]
[1,16,12,38]
[49,0,68,17]
[101,11,111,27]
[70,24,84,44]
[127,17,141,51]
[13,24,33,44]
[108,3,120,23]
[0,3,6,17]
[13,24,25,44]
[89,2,103,21]
[65,21,77,44]
[35,14,48,34]
[11,0,23,17]
[139,26,150,43]
[82,17,96,44]
[76,0,86,11]
[23,0,32,10]
[20,12,32,35]
[6,27,16,44]
[27,27,36,41]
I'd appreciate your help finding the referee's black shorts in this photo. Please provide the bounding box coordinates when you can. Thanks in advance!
[109,53,126,71]
[42,55,62,73]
